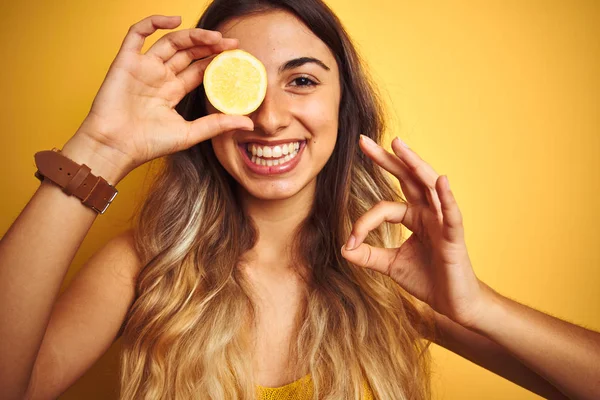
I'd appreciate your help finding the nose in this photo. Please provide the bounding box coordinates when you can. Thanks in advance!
[249,85,292,136]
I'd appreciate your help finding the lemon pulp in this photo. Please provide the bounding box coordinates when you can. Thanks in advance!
[204,49,267,115]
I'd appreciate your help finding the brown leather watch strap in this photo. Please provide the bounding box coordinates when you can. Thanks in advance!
[34,147,118,214]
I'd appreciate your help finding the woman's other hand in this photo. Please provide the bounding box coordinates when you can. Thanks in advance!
[341,135,486,329]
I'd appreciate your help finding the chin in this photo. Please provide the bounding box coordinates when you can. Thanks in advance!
[241,180,310,201]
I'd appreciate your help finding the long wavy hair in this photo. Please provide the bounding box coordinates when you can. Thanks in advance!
[119,0,436,398]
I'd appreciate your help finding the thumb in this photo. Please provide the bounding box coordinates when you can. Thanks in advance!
[185,113,254,147]
[340,242,396,276]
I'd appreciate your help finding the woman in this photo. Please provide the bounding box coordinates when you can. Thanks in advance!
[1,0,598,399]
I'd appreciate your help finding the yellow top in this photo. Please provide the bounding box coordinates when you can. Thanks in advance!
[256,373,374,400]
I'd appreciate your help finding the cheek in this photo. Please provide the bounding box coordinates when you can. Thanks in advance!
[210,133,236,171]
[299,97,339,152]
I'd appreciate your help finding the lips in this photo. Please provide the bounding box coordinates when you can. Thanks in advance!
[240,138,305,146]
[237,140,306,175]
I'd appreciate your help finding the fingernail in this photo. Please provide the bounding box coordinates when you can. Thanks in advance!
[346,235,356,250]
[396,137,409,148]
[446,175,451,190]
[360,135,377,147]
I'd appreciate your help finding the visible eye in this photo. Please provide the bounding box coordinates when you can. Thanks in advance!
[289,75,318,88]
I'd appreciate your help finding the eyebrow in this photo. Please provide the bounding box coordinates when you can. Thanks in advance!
[279,57,331,73]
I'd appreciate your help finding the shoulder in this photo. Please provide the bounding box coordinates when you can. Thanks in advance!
[102,228,143,282]
[77,228,144,291]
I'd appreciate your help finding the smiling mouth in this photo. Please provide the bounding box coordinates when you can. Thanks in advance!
[237,140,307,175]
[244,140,306,166]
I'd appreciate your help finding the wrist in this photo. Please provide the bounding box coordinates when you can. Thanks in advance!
[464,281,508,335]
[61,133,131,186]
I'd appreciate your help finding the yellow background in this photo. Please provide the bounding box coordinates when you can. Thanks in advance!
[1,0,599,398]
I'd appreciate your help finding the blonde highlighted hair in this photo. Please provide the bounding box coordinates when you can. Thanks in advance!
[120,0,436,398]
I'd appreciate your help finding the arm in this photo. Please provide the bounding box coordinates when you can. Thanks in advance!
[0,135,130,400]
[25,229,141,400]
[430,308,569,399]
[460,281,600,400]
[1,14,252,399]
[342,136,600,399]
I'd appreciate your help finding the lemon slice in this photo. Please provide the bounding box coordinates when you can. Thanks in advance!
[204,49,267,115]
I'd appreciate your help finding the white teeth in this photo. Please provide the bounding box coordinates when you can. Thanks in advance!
[249,148,300,166]
[249,141,302,159]
[246,140,303,168]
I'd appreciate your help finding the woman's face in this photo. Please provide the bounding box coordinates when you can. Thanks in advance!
[207,10,341,201]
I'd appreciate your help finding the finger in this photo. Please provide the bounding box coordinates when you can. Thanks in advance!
[341,242,397,276]
[145,28,223,63]
[391,137,443,217]
[437,175,465,243]
[183,113,254,148]
[165,38,238,75]
[346,201,418,250]
[359,134,427,204]
[119,15,182,54]
[175,57,212,95]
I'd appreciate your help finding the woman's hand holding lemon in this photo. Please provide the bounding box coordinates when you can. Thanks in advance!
[68,15,256,182]
[341,135,489,329]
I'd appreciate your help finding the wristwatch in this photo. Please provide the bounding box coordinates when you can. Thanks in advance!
[34,147,118,214]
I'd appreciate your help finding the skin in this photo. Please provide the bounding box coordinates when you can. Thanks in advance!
[206,10,341,275]
[1,10,597,399]
[342,135,600,399]
[205,10,600,397]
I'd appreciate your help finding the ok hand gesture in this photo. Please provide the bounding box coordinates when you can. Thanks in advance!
[342,135,487,329]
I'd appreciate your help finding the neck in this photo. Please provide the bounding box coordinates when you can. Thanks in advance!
[237,179,316,276]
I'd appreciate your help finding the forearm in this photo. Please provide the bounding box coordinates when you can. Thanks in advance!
[469,282,600,400]
[433,311,569,399]
[0,134,126,399]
